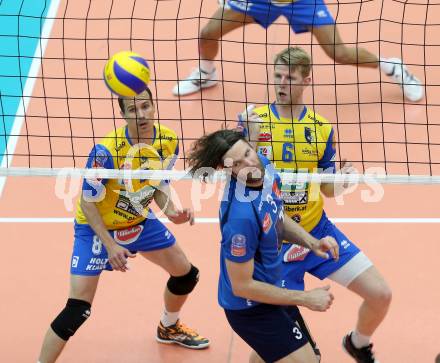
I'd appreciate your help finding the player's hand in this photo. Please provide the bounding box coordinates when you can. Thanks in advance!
[166,208,195,225]
[237,105,263,143]
[339,159,357,189]
[311,236,339,261]
[107,243,136,272]
[303,285,334,312]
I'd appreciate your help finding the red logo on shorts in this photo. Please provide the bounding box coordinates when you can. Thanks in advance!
[114,225,143,245]
[283,244,310,262]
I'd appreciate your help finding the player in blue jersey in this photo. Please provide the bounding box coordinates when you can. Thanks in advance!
[239,46,392,363]
[37,88,209,363]
[188,129,339,363]
[173,0,423,102]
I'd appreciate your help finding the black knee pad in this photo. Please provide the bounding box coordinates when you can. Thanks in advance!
[167,264,199,295]
[50,299,91,341]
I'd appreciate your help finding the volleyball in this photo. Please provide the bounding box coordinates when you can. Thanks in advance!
[104,51,150,97]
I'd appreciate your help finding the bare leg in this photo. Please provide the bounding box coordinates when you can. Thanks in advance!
[200,6,255,61]
[347,266,392,337]
[310,24,379,68]
[276,342,318,363]
[249,350,265,363]
[141,243,193,313]
[38,275,100,363]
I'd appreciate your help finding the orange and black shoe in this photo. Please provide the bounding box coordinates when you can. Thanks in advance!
[156,320,210,349]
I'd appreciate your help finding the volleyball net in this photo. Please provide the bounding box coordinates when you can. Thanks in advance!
[1,0,439,184]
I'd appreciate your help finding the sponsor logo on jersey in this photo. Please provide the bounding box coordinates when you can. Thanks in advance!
[292,214,301,223]
[284,205,307,213]
[283,244,310,262]
[282,191,308,205]
[114,141,126,152]
[158,134,174,141]
[284,128,293,138]
[307,114,323,126]
[258,132,272,142]
[93,149,109,167]
[263,212,273,233]
[231,234,247,257]
[257,145,272,158]
[114,225,144,245]
[304,127,314,144]
[301,148,318,156]
[71,256,79,268]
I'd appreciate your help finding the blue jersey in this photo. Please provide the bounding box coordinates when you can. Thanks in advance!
[218,156,285,310]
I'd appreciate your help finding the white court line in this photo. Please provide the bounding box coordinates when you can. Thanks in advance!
[0,217,439,223]
[0,0,61,196]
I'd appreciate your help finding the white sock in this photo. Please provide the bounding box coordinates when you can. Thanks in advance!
[380,57,394,75]
[161,310,180,327]
[351,330,371,349]
[199,59,215,73]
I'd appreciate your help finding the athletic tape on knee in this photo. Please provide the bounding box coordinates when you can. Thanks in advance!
[50,298,91,341]
[167,264,199,295]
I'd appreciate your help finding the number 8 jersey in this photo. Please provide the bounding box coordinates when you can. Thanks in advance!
[255,103,336,232]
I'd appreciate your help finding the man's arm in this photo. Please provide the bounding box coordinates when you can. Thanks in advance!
[154,183,194,225]
[320,160,357,198]
[226,258,333,311]
[80,196,136,271]
[283,213,339,261]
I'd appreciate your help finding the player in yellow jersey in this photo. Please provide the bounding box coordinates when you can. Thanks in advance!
[173,0,423,102]
[240,47,391,363]
[37,88,209,363]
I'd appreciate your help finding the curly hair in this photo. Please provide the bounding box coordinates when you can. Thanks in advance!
[187,129,245,178]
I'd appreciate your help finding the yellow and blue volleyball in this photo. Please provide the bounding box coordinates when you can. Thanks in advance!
[104,51,150,97]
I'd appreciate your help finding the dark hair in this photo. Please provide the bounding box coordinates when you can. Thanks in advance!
[118,87,153,113]
[188,129,245,176]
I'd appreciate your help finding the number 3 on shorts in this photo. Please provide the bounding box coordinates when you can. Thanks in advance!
[292,326,303,340]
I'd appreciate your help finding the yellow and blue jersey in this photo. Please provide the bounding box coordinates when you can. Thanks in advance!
[75,124,178,231]
[254,104,336,233]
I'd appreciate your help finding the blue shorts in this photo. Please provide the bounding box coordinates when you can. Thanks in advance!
[71,216,176,276]
[281,213,360,290]
[226,0,335,34]
[224,304,309,362]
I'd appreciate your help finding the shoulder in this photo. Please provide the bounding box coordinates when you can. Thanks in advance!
[156,124,179,148]
[156,124,178,140]
[254,104,271,119]
[98,126,127,152]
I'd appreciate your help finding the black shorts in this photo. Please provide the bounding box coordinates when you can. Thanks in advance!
[224,304,309,363]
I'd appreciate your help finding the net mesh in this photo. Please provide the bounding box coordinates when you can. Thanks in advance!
[1,0,440,183]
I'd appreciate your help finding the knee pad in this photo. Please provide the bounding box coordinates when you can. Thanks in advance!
[50,299,91,341]
[167,264,199,295]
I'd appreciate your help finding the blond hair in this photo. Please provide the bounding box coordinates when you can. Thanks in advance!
[274,47,311,78]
